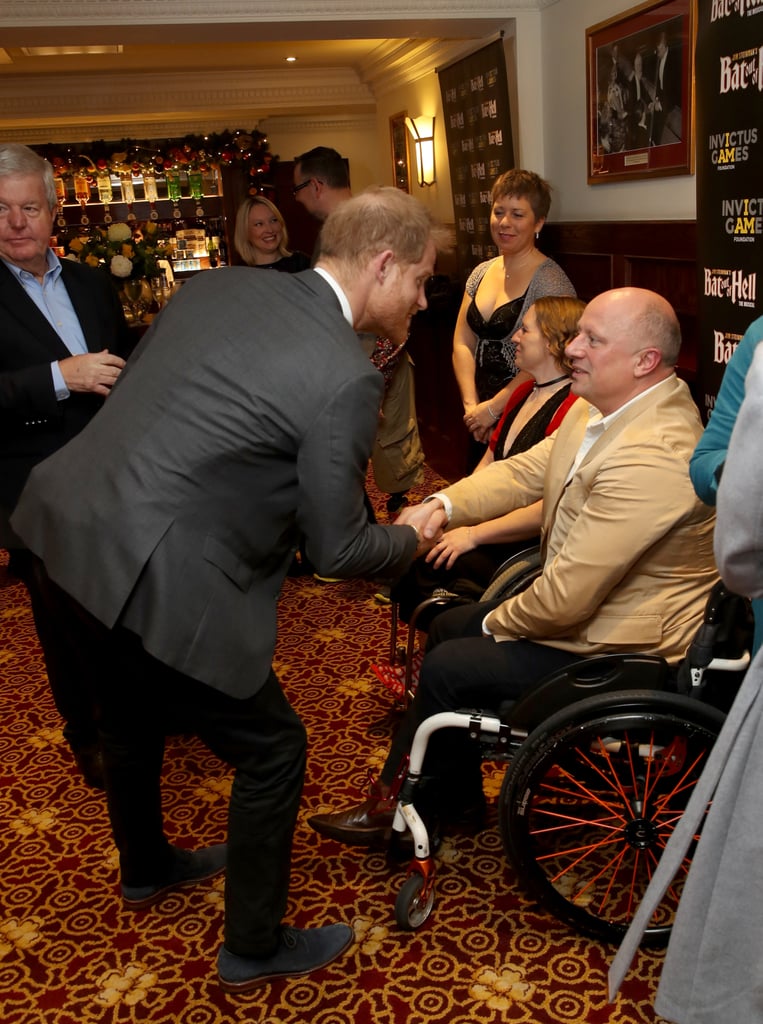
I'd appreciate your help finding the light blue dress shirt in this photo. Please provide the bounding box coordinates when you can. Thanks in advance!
[2,250,88,400]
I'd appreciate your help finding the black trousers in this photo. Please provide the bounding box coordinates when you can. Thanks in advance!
[381,599,582,803]
[9,548,99,751]
[33,562,307,958]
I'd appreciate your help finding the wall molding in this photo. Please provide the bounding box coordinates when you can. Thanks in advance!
[1,0,551,31]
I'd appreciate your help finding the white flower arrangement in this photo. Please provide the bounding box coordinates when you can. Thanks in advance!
[109,254,134,278]
[107,222,133,244]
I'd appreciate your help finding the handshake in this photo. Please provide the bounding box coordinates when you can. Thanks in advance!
[395,499,448,555]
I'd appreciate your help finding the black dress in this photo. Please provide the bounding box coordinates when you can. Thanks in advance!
[466,294,525,402]
[250,252,311,273]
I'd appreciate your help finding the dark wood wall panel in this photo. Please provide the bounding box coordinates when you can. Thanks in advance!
[544,221,698,380]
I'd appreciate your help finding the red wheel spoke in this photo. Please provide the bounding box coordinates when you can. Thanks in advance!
[501,698,724,941]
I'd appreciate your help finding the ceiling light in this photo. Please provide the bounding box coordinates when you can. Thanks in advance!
[21,45,124,57]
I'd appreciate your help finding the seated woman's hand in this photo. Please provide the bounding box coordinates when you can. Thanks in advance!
[464,400,499,440]
[425,526,478,570]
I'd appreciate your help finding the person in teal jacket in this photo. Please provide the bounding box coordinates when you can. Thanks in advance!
[690,314,763,654]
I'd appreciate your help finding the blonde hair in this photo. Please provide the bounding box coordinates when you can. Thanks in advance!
[234,195,292,266]
[319,186,452,276]
[531,295,587,374]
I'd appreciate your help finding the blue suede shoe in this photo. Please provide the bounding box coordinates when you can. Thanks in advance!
[121,843,227,910]
[218,924,354,991]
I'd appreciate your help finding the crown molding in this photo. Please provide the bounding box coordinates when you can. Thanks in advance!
[0,0,561,140]
[0,0,552,31]
[0,119,245,146]
[260,113,377,135]
[0,67,376,140]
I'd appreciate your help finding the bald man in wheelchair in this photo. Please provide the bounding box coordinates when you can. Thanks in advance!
[309,287,718,845]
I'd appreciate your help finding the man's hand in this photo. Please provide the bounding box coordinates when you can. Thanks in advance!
[396,499,448,542]
[59,349,126,397]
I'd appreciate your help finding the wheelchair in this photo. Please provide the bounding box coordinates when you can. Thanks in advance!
[384,544,543,705]
[385,559,752,948]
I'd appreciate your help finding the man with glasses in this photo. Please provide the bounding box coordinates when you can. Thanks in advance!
[292,146,352,221]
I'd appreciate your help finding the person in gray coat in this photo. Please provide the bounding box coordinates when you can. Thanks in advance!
[11,186,451,992]
[609,339,763,1021]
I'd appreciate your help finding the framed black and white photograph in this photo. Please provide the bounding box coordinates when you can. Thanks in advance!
[586,0,695,184]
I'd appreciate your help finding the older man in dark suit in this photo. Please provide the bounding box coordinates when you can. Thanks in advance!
[0,143,128,786]
[12,186,451,990]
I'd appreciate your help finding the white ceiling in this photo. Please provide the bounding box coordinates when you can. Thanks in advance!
[0,0,547,142]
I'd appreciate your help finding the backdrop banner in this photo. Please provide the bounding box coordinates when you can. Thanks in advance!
[438,39,514,285]
[695,0,763,419]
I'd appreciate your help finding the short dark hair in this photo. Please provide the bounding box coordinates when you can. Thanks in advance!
[491,169,552,222]
[294,147,350,190]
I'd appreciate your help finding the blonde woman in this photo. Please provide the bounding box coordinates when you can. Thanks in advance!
[233,195,310,272]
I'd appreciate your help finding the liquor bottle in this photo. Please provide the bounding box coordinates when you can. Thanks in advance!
[73,172,90,224]
[143,171,159,220]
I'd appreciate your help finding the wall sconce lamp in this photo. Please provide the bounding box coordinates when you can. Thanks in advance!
[405,115,436,187]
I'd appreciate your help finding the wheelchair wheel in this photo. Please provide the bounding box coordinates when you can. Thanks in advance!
[395,872,435,931]
[481,546,542,603]
[499,689,725,946]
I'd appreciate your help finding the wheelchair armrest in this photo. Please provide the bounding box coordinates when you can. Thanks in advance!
[504,653,670,733]
[408,591,473,633]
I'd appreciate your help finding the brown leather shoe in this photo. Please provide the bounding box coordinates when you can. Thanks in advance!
[307,795,396,847]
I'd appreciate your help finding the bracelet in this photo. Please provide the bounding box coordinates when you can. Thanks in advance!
[487,403,500,422]
[409,523,421,544]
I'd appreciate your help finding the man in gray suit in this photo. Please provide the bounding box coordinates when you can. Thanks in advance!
[12,186,450,991]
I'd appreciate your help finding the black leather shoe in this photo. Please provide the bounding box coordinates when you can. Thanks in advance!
[218,924,353,991]
[308,796,396,847]
[122,843,227,909]
[73,745,105,790]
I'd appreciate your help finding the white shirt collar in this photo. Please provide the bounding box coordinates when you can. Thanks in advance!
[313,266,353,325]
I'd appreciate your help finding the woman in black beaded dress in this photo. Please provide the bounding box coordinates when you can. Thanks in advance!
[452,169,575,467]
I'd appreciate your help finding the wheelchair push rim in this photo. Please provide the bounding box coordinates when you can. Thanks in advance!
[499,690,725,946]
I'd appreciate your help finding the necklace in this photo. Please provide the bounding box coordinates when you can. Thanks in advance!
[533,374,569,389]
[503,253,535,279]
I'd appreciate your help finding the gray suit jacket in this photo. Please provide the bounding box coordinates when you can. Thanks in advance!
[12,266,416,697]
[611,353,763,1016]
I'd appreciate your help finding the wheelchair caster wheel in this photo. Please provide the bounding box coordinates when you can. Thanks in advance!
[395,872,434,930]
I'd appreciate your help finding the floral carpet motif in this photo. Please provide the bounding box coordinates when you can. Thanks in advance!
[0,470,667,1024]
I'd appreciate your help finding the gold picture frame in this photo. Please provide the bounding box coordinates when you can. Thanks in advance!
[586,0,695,184]
[389,112,412,193]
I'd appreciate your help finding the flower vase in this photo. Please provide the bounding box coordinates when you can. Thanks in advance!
[121,278,152,325]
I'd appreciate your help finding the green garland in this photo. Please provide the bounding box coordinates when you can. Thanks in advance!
[34,128,277,195]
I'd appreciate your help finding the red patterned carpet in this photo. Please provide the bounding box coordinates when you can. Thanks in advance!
[0,470,668,1024]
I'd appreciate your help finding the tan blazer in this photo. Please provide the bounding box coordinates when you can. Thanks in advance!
[443,375,717,664]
